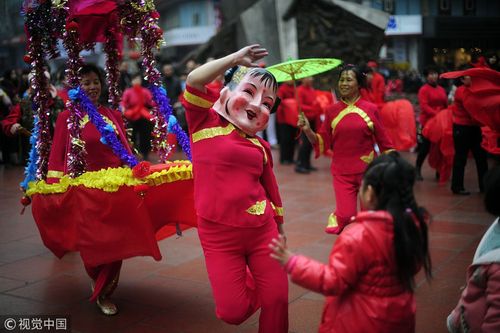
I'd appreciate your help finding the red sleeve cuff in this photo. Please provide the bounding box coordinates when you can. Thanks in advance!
[185,84,220,104]
[285,255,298,273]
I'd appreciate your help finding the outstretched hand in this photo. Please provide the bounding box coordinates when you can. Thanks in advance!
[269,234,293,266]
[233,44,268,67]
[297,112,310,130]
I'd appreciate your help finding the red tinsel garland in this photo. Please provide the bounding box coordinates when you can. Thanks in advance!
[27,36,52,180]
[63,20,87,177]
[104,28,122,110]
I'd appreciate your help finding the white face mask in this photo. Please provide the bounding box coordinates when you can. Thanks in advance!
[217,73,276,136]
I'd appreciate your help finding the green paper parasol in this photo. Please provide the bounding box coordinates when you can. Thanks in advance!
[267,58,342,129]
[267,58,342,83]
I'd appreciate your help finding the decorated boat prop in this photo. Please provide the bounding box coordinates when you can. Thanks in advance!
[20,0,196,264]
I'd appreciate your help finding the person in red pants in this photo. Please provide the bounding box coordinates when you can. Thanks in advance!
[46,64,134,316]
[182,45,288,332]
[298,65,393,234]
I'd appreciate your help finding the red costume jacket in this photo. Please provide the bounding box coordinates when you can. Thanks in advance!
[182,84,284,227]
[1,95,64,136]
[288,211,417,333]
[361,72,385,109]
[417,83,448,126]
[206,79,223,92]
[297,84,319,121]
[277,83,295,100]
[314,98,393,175]
[47,106,131,182]
[121,85,154,121]
[452,85,480,126]
[276,83,296,125]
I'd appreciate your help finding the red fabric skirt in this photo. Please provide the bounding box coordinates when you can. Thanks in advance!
[379,99,417,151]
[31,167,197,267]
[423,108,454,184]
[481,126,500,155]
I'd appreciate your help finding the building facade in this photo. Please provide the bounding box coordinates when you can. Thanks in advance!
[364,0,500,71]
[156,0,222,63]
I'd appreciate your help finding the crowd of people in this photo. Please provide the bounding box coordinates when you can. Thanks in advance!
[1,43,499,332]
[0,56,200,165]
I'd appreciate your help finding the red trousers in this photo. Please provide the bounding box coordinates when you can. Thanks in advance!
[197,218,288,333]
[332,172,364,229]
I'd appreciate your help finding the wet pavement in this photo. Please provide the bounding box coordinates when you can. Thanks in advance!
[0,151,494,333]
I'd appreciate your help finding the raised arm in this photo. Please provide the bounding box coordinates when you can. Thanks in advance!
[186,44,268,92]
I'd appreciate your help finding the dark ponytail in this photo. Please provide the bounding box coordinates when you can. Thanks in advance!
[363,151,432,291]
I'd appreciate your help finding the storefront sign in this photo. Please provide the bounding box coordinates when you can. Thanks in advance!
[385,15,422,36]
[164,25,216,46]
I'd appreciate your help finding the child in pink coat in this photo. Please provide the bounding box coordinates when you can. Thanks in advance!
[270,151,432,333]
[447,165,500,333]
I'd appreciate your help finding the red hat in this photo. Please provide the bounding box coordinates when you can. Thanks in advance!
[367,60,378,68]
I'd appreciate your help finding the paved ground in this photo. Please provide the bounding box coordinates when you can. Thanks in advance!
[0,151,495,333]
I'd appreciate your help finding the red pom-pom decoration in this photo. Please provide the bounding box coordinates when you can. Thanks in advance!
[151,11,160,19]
[65,21,79,32]
[23,55,32,64]
[20,196,31,206]
[132,161,151,179]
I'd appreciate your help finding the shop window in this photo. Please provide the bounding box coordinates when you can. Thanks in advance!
[438,0,451,15]
[193,13,200,26]
[383,0,395,15]
[463,0,476,16]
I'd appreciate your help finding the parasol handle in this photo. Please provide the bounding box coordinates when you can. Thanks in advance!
[291,75,305,117]
[291,76,305,139]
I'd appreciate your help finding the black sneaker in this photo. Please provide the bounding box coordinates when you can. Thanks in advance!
[452,189,471,195]
[295,166,310,174]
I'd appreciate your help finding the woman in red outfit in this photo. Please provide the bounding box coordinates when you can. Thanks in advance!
[270,152,432,333]
[298,65,394,234]
[182,45,288,332]
[295,76,320,173]
[121,74,154,161]
[276,80,297,165]
[46,64,133,315]
[449,74,488,195]
[360,62,385,110]
[415,66,448,180]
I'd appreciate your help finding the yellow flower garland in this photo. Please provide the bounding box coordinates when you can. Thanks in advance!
[26,161,193,196]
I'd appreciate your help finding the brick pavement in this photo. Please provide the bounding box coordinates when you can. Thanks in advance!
[0,151,494,333]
